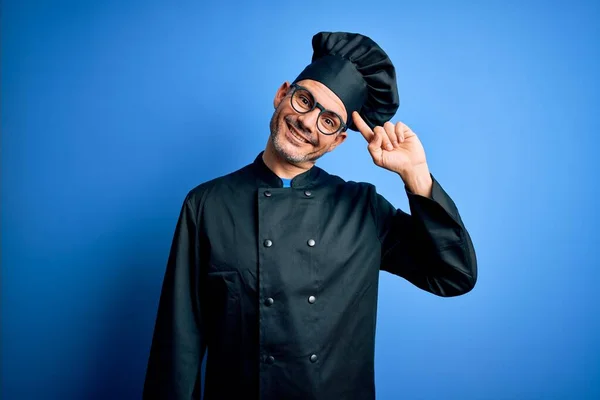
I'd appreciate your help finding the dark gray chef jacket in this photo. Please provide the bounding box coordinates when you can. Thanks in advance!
[143,151,477,400]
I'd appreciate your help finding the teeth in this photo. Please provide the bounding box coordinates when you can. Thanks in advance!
[290,129,309,143]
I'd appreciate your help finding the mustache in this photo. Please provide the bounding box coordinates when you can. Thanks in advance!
[284,116,315,144]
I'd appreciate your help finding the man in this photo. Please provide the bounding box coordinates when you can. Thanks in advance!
[143,31,477,400]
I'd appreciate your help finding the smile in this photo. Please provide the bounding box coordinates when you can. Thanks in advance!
[286,123,311,145]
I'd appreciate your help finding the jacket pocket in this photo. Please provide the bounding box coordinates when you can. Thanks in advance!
[206,270,240,323]
[203,270,247,391]
[204,271,242,352]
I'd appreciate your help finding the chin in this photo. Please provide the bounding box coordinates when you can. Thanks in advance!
[269,112,326,164]
[269,122,306,162]
[272,135,306,164]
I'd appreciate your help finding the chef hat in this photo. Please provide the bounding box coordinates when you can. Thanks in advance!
[292,31,399,131]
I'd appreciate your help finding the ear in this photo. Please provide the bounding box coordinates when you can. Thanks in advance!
[326,132,348,153]
[273,81,291,109]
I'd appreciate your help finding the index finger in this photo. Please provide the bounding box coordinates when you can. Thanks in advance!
[352,111,374,142]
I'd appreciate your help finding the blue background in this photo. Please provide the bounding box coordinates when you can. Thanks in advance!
[2,0,599,399]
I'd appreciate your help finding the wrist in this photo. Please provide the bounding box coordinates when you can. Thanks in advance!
[398,164,433,197]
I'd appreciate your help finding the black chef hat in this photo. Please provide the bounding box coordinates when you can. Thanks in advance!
[292,31,399,131]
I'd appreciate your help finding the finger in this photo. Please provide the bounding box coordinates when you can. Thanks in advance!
[384,121,399,147]
[402,122,417,139]
[368,125,383,151]
[395,122,405,143]
[352,111,374,142]
[368,127,383,161]
[374,126,393,151]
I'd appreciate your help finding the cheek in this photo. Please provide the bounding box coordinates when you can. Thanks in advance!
[271,107,288,133]
[278,111,291,128]
[323,136,342,150]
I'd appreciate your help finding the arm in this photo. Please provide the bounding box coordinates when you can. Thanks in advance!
[351,112,477,296]
[372,175,477,297]
[143,193,206,399]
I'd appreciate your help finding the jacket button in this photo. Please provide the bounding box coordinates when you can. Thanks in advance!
[304,190,312,197]
[264,191,272,197]
[307,239,316,247]
[264,239,273,247]
[265,297,274,306]
[266,355,275,364]
[309,354,318,363]
[308,296,316,304]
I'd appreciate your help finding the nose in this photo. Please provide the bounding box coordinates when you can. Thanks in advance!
[297,108,320,133]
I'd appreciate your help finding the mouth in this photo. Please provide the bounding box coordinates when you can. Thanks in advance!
[286,122,312,145]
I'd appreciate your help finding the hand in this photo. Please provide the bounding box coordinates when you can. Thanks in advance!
[352,111,433,196]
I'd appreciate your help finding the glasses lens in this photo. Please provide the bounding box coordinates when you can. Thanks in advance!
[318,111,343,135]
[291,88,314,113]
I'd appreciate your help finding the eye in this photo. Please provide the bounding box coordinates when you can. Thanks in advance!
[320,112,341,129]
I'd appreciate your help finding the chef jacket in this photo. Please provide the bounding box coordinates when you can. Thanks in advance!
[143,151,477,400]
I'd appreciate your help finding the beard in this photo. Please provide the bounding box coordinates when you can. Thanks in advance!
[269,107,328,164]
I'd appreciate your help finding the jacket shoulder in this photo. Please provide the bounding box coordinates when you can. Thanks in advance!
[320,169,376,194]
[182,164,252,208]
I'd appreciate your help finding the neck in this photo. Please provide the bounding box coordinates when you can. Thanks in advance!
[263,141,314,179]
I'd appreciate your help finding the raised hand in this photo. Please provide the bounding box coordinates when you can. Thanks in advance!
[352,111,433,197]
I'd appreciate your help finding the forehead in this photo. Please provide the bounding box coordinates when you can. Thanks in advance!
[296,79,347,119]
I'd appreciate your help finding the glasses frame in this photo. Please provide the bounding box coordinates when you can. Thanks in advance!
[289,83,348,135]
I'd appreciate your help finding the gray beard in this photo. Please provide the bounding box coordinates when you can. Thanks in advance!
[269,109,325,164]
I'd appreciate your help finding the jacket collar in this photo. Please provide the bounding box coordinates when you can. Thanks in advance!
[251,151,324,189]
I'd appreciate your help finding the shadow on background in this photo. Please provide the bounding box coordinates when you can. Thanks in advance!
[78,138,236,400]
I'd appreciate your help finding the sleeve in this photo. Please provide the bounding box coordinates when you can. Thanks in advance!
[143,193,206,399]
[371,174,478,297]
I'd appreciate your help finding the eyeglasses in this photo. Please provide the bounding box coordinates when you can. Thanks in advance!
[289,84,347,135]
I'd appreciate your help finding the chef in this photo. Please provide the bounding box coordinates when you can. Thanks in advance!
[143,31,477,400]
